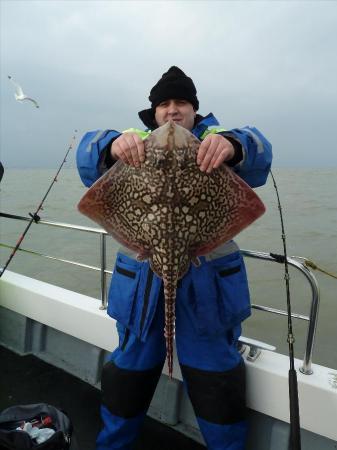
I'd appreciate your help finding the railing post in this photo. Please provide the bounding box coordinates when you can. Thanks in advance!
[298,265,320,375]
[100,233,107,310]
[242,250,321,375]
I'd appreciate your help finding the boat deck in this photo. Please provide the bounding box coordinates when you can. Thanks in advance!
[0,345,205,450]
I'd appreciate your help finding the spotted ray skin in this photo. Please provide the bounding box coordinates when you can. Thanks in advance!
[78,121,265,377]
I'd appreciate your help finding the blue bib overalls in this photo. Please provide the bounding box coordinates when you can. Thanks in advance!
[97,251,250,450]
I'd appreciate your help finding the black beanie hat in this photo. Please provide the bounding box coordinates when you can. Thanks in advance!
[138,66,199,129]
[149,66,199,110]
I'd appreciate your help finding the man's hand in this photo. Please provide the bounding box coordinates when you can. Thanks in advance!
[197,134,235,173]
[110,132,145,167]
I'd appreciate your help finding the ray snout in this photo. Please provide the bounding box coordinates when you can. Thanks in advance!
[151,120,199,149]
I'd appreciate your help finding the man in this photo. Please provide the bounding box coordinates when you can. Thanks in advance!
[77,66,272,450]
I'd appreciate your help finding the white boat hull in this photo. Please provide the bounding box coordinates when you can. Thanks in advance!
[1,271,336,447]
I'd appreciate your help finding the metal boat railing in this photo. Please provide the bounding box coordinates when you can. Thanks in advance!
[0,211,319,375]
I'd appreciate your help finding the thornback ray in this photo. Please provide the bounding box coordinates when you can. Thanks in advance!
[78,121,266,377]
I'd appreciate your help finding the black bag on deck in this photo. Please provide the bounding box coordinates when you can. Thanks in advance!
[0,403,72,449]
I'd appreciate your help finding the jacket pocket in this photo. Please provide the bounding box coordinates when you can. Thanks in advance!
[212,252,251,329]
[107,253,141,329]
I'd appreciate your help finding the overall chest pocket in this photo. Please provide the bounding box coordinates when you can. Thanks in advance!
[107,254,141,329]
[212,252,251,329]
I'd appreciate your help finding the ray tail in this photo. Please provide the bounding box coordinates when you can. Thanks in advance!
[162,274,177,379]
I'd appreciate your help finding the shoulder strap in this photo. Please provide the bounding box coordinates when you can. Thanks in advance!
[122,128,151,140]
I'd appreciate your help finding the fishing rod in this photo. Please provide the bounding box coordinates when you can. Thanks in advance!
[0,131,77,278]
[270,170,301,450]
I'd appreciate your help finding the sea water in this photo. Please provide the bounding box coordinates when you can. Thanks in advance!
[0,168,336,369]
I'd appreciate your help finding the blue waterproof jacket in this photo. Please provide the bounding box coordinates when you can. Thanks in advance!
[76,113,272,339]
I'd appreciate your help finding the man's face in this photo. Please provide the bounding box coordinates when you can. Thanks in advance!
[154,99,196,131]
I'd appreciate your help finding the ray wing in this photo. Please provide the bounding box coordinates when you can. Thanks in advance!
[78,160,154,256]
[188,167,265,256]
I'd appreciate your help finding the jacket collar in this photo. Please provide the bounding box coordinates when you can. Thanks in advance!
[138,108,219,134]
[191,113,219,138]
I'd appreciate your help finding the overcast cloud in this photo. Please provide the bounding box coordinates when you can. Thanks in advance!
[1,0,336,168]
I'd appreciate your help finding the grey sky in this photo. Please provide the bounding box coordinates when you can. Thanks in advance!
[1,0,336,168]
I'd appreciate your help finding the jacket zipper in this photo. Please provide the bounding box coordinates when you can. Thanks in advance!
[139,269,154,335]
[121,328,130,351]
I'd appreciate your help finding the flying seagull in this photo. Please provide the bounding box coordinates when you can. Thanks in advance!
[8,75,39,108]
